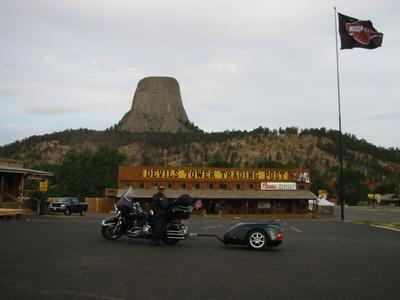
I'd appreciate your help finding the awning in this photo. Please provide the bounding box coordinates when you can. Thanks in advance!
[0,165,53,177]
[118,188,317,200]
[380,194,400,201]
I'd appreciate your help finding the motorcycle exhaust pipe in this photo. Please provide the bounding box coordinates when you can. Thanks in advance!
[101,221,117,227]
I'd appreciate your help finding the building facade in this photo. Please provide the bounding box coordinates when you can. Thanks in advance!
[118,166,317,215]
[0,158,52,210]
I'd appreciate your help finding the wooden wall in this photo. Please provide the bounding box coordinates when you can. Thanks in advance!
[85,197,115,213]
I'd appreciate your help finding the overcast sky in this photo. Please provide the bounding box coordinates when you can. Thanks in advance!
[1,0,399,148]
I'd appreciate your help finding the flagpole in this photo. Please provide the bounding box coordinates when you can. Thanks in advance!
[334,7,345,221]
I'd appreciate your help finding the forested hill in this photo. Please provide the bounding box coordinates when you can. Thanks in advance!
[1,126,399,196]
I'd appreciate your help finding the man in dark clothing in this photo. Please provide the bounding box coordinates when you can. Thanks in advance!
[150,185,169,246]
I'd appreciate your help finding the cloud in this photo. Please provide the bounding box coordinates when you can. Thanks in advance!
[182,57,247,98]
[369,110,400,121]
[0,86,19,97]
[1,0,399,148]
[84,57,145,80]
[24,105,82,115]
[0,123,46,145]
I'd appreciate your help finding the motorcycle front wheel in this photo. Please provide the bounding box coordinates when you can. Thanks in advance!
[101,225,122,240]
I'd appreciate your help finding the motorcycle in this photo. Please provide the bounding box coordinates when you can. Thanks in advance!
[101,187,193,245]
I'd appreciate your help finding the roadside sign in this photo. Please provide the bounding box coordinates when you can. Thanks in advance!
[318,189,328,198]
[39,180,48,192]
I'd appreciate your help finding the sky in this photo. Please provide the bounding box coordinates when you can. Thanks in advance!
[1,0,399,148]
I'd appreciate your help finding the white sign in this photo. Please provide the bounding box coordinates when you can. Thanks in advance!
[257,200,271,209]
[260,182,297,191]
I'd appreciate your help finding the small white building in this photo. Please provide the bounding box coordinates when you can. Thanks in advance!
[308,197,335,215]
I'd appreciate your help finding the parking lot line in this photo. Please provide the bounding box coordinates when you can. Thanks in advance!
[283,221,304,233]
[289,226,303,233]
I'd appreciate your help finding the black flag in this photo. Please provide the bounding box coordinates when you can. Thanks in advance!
[338,13,383,49]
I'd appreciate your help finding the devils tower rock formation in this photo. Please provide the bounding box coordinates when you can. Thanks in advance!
[118,77,192,133]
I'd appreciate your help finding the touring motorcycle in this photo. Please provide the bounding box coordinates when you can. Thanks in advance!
[101,187,193,245]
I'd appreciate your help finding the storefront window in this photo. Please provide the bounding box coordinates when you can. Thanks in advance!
[257,200,271,209]
[276,201,282,212]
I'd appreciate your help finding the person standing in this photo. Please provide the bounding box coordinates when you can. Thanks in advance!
[150,185,169,246]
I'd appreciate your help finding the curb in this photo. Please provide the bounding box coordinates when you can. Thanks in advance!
[370,224,400,232]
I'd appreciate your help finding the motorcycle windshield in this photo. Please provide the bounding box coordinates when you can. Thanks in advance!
[123,186,135,202]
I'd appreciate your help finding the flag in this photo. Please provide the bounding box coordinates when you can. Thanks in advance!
[194,199,203,210]
[338,13,383,49]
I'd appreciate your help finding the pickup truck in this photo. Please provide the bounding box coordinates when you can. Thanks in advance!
[48,197,88,216]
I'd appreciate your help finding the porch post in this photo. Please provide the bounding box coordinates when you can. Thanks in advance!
[0,175,3,206]
[19,175,24,208]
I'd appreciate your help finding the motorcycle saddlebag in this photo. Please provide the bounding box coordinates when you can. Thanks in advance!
[168,205,192,220]
[174,194,192,206]
[168,194,193,219]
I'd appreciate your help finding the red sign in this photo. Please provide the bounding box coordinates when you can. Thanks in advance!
[260,182,296,191]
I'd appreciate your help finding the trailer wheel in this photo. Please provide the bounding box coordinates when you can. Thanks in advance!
[247,230,268,250]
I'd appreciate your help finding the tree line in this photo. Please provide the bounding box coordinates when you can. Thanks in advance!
[28,146,126,201]
[2,126,399,163]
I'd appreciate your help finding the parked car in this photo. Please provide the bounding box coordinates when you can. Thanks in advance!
[223,220,283,250]
[48,197,88,216]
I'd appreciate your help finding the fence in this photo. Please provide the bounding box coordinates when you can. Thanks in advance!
[85,197,115,213]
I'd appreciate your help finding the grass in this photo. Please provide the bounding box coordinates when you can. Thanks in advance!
[349,220,400,231]
[372,222,400,231]
[392,223,400,230]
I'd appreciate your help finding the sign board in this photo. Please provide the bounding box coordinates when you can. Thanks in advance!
[120,166,311,183]
[367,193,381,202]
[318,189,328,198]
[39,180,48,192]
[143,168,290,181]
[260,182,297,191]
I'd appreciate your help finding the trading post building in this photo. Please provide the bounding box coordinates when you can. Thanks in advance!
[118,166,317,215]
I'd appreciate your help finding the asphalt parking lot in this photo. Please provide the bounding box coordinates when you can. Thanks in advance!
[1,208,400,300]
